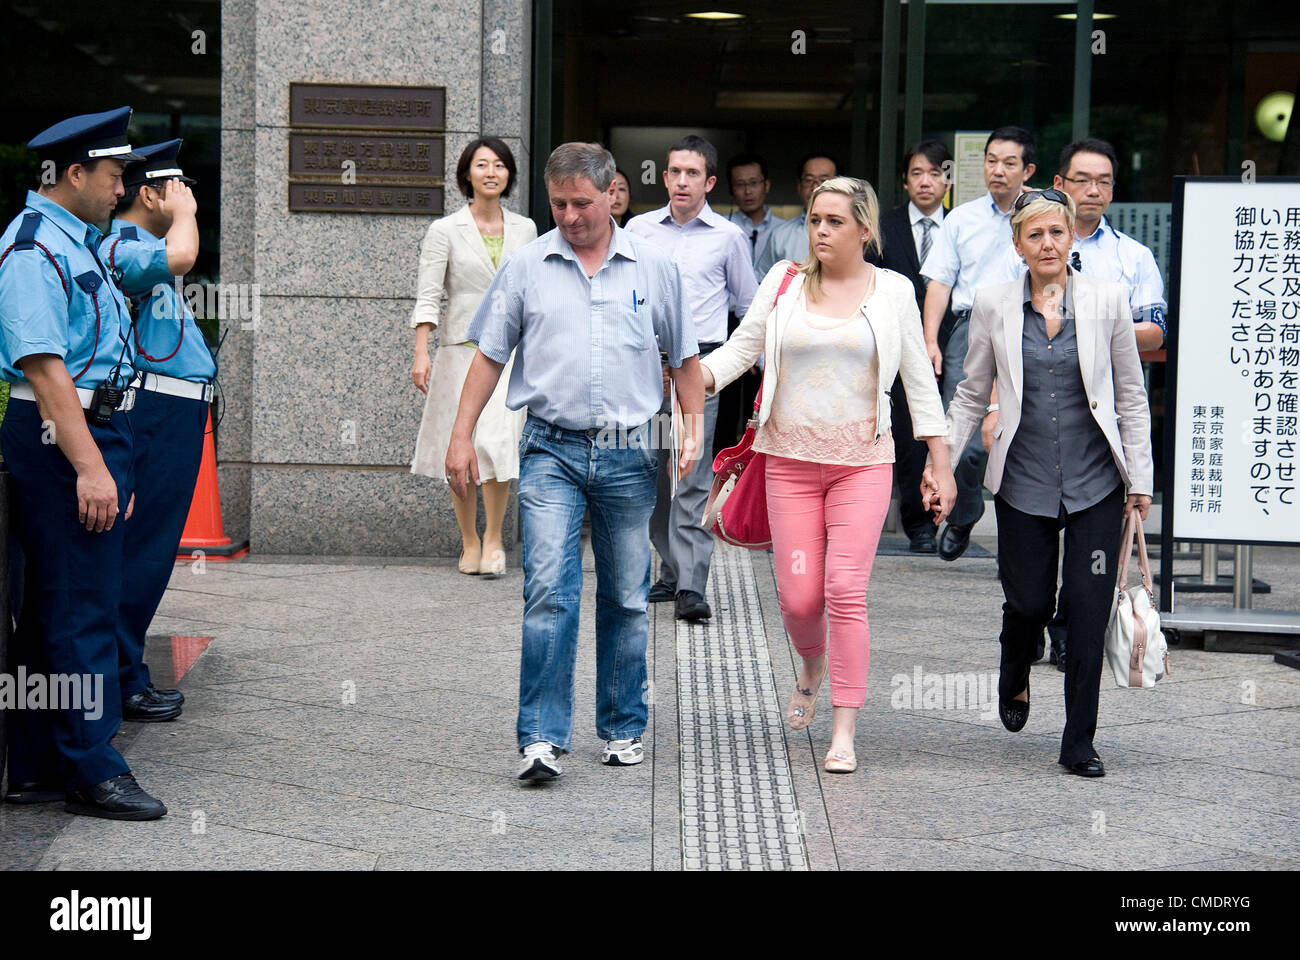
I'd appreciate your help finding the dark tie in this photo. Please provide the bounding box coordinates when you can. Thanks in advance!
[919,218,934,264]
[751,228,758,252]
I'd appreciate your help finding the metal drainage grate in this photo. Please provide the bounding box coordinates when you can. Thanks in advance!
[678,543,807,870]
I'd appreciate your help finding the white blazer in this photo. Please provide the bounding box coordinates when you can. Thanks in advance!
[946,270,1154,496]
[702,261,948,442]
[409,204,537,343]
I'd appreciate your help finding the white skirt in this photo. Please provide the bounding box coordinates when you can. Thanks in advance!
[410,341,525,481]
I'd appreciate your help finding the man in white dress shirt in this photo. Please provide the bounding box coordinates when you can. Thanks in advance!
[626,135,758,620]
[920,125,1036,561]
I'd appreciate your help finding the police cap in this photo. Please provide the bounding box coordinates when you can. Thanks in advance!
[27,106,145,166]
[123,138,197,188]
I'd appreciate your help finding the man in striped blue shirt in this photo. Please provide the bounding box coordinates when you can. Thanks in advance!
[448,142,703,781]
[626,135,758,622]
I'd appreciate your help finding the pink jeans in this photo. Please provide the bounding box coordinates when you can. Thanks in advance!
[765,456,893,708]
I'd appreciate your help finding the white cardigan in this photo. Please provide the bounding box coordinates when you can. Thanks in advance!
[701,261,948,443]
[408,203,537,343]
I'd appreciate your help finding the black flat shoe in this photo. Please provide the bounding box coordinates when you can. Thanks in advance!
[938,522,973,561]
[648,578,677,603]
[908,533,937,554]
[1062,757,1105,777]
[122,688,182,722]
[65,773,167,820]
[998,682,1030,732]
[4,780,64,804]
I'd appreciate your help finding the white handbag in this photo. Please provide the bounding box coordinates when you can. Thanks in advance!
[1105,509,1170,688]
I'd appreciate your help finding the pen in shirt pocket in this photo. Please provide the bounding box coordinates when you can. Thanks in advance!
[632,289,637,313]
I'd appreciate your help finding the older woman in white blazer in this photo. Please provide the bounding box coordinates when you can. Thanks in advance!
[924,188,1153,778]
[702,177,956,773]
[410,137,537,577]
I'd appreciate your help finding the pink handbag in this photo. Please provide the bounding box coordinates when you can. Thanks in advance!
[700,264,798,550]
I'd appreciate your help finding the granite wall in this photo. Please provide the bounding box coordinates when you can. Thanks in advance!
[219,0,533,555]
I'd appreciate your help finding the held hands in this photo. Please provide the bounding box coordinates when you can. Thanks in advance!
[920,463,957,526]
[157,178,197,219]
[77,464,119,533]
[1126,494,1152,522]
[411,350,431,394]
[445,434,480,501]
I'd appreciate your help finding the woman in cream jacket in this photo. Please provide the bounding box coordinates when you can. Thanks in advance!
[702,177,956,772]
[410,137,537,577]
[924,189,1153,777]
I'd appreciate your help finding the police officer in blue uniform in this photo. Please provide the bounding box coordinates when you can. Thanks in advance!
[101,139,212,724]
[0,107,167,819]
[1040,137,1169,668]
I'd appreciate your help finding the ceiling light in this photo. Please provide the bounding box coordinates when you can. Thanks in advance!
[686,11,745,20]
[1055,12,1117,19]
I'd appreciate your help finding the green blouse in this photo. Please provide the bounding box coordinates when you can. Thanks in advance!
[482,234,504,269]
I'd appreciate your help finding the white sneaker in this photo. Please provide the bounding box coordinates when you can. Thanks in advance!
[601,737,644,766]
[518,741,562,780]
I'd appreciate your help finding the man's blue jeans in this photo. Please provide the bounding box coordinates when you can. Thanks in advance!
[516,414,659,753]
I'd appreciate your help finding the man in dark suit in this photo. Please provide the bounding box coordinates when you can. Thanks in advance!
[869,140,955,553]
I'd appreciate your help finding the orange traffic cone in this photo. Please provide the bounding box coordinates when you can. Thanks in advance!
[177,411,249,561]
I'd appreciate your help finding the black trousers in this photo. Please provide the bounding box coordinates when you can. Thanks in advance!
[993,484,1125,765]
[890,373,932,540]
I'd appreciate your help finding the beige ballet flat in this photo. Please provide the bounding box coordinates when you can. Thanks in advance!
[824,750,857,774]
[787,685,818,731]
[479,548,506,579]
[458,545,482,576]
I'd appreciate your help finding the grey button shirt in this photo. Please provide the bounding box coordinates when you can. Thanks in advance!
[999,273,1122,518]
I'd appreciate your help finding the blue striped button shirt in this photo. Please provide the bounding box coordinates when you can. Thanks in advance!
[467,221,697,431]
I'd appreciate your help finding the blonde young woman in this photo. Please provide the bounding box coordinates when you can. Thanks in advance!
[410,138,537,576]
[702,177,957,772]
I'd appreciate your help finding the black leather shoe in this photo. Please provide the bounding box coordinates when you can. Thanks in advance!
[675,590,712,621]
[146,681,184,706]
[122,688,182,722]
[908,533,937,554]
[1062,757,1105,777]
[5,780,63,804]
[937,522,973,561]
[998,682,1030,732]
[66,773,167,820]
[648,578,677,603]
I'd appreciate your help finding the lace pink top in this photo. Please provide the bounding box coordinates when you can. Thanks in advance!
[752,299,896,466]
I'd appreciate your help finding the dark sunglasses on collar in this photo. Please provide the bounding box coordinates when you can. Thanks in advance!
[1013,188,1070,212]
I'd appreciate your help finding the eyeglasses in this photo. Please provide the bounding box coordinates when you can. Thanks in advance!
[1062,175,1115,190]
[799,174,833,187]
[1013,188,1070,212]
[731,178,766,190]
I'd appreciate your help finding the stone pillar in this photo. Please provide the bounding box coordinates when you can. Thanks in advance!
[220,0,533,555]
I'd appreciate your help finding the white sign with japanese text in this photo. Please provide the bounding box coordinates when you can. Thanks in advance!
[1172,180,1300,544]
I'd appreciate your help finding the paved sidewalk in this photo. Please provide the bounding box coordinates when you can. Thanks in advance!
[3,537,1298,870]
